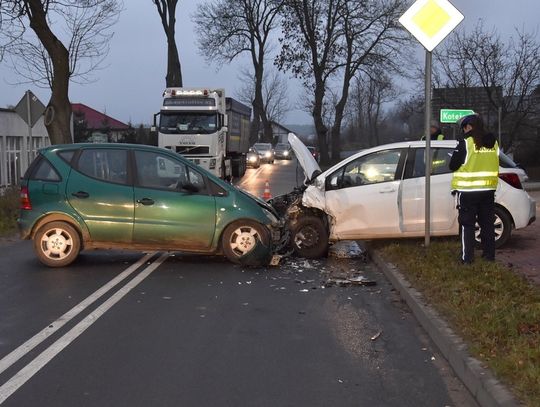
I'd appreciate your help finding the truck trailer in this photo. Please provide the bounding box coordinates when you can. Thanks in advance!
[154,88,251,179]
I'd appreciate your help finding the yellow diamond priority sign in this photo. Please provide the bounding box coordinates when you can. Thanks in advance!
[399,0,464,51]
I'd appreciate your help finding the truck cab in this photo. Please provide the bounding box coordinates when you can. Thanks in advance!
[156,88,251,179]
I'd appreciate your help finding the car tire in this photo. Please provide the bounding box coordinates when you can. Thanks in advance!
[291,216,328,258]
[222,220,271,264]
[33,221,81,267]
[475,205,512,249]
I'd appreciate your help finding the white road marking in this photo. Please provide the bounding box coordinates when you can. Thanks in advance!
[0,252,155,377]
[0,252,169,405]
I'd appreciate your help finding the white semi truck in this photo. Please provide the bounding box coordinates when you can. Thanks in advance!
[154,88,251,179]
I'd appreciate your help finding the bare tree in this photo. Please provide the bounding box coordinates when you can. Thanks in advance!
[194,0,284,144]
[6,3,120,88]
[152,0,182,87]
[277,0,341,163]
[395,94,424,140]
[277,0,409,162]
[0,0,121,144]
[349,72,396,147]
[433,22,540,150]
[327,0,408,160]
[237,67,291,127]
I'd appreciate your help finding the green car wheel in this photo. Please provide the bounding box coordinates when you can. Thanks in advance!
[222,220,270,263]
[34,221,81,267]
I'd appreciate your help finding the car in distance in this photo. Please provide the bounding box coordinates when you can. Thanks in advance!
[18,144,282,267]
[274,143,293,160]
[246,147,260,168]
[253,143,275,164]
[272,134,536,258]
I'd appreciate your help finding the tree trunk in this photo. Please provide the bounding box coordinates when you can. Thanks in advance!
[155,1,183,88]
[252,58,272,143]
[166,33,182,87]
[262,115,273,144]
[312,78,329,164]
[27,0,72,144]
[249,115,261,145]
[330,85,351,162]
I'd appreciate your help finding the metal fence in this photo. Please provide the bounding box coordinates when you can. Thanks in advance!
[0,134,50,188]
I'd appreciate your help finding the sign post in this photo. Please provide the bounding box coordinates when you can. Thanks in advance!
[14,91,46,176]
[399,0,464,247]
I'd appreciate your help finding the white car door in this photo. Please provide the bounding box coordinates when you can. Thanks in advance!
[399,147,458,234]
[324,148,406,239]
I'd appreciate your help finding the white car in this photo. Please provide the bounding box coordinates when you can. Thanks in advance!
[273,134,536,258]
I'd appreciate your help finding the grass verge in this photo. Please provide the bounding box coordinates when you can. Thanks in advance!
[0,186,19,236]
[376,239,540,406]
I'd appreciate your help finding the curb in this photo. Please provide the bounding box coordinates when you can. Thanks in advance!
[370,249,520,407]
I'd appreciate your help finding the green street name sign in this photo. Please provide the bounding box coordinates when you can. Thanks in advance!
[440,109,475,123]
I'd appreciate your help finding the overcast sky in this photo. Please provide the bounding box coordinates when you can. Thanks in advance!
[0,0,538,126]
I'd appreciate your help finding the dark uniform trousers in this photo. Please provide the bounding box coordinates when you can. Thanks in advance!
[457,190,496,263]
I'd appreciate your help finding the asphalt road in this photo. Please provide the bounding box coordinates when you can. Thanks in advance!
[0,158,475,407]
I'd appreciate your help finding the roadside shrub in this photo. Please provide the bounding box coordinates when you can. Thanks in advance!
[0,186,19,235]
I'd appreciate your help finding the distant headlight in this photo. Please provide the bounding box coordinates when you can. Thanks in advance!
[248,156,257,162]
[265,151,272,158]
[283,151,289,156]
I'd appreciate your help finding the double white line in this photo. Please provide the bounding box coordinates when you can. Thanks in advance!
[0,252,169,404]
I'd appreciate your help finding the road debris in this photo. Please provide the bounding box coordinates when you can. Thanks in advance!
[299,289,309,293]
[370,331,382,341]
[325,276,376,287]
[328,240,367,260]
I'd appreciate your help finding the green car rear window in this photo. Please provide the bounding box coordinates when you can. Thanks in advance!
[30,157,61,182]
[77,149,128,185]
[57,150,76,165]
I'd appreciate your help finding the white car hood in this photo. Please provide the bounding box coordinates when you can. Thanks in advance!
[288,133,321,183]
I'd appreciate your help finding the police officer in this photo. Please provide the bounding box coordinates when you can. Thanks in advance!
[449,114,499,264]
[421,120,445,140]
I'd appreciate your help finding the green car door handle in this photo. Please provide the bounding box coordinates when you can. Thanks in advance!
[72,191,89,198]
[137,198,155,206]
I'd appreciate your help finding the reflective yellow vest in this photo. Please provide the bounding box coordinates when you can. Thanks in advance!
[451,137,499,191]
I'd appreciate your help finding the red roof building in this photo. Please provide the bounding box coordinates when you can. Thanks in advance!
[72,103,129,130]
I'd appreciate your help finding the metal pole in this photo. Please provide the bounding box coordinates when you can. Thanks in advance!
[424,51,432,247]
[26,91,33,164]
[23,91,32,178]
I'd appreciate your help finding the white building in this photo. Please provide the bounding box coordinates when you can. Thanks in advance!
[0,108,50,188]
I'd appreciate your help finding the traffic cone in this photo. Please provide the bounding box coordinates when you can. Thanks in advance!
[262,180,272,200]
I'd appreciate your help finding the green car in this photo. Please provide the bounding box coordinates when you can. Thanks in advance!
[18,144,282,267]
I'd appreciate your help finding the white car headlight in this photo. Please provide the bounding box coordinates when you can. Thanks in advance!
[265,151,272,158]
[249,156,257,162]
[283,151,289,156]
